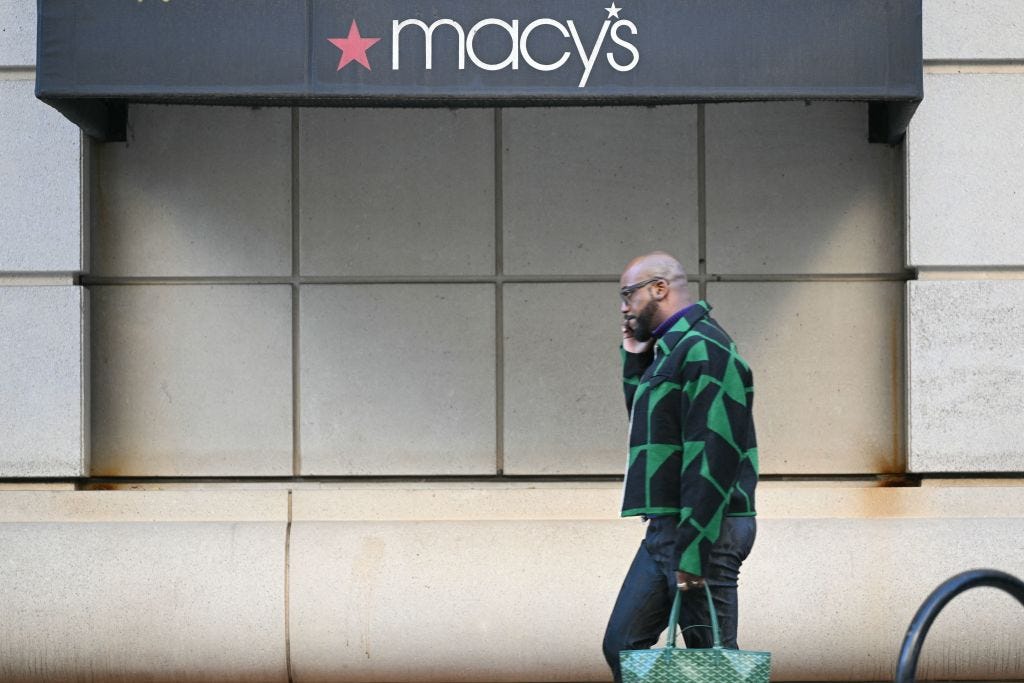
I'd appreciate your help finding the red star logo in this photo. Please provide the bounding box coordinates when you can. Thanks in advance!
[328,20,381,71]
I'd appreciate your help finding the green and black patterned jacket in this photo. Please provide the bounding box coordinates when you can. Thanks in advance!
[621,300,758,576]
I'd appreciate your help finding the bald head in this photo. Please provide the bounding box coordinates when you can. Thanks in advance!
[619,252,693,340]
[621,252,689,293]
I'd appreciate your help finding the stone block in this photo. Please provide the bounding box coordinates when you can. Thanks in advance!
[0,80,82,272]
[0,286,87,477]
[503,282,699,475]
[708,282,905,474]
[93,105,291,276]
[908,279,1024,472]
[742,516,1024,681]
[503,107,699,276]
[0,491,287,683]
[90,285,292,476]
[924,0,1024,60]
[287,484,1024,683]
[299,284,495,475]
[289,517,635,683]
[908,74,1024,266]
[300,109,494,276]
[0,0,35,66]
[706,101,901,275]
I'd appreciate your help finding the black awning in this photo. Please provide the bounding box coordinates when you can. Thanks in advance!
[36,0,921,143]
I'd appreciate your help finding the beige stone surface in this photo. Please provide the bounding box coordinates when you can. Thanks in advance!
[300,108,494,276]
[0,486,1020,681]
[924,0,1024,60]
[502,106,699,276]
[288,518,638,683]
[503,282,642,475]
[299,284,496,475]
[93,105,291,276]
[917,269,1024,280]
[0,490,288,522]
[0,0,35,66]
[291,482,1024,522]
[741,516,1024,682]
[90,285,293,476]
[705,101,901,275]
[287,484,1024,682]
[0,80,82,272]
[709,282,905,474]
[908,74,1024,267]
[908,280,1024,472]
[1,479,1018,524]
[0,483,76,490]
[293,482,623,521]
[0,520,287,683]
[920,477,1024,487]
[0,286,87,477]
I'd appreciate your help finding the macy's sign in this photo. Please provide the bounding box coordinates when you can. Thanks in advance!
[328,3,639,88]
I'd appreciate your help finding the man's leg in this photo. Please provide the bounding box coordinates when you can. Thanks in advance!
[677,516,757,649]
[603,533,674,683]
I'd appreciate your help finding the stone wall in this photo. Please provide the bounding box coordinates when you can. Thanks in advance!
[1,0,1022,680]
[0,0,87,477]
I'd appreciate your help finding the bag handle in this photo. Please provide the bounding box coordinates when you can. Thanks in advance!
[666,583,722,650]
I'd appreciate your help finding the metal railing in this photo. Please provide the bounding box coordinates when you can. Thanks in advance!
[895,568,1024,683]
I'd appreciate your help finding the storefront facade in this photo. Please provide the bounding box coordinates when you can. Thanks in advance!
[1,1,1022,681]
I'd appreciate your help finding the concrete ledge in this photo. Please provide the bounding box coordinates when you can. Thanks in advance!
[289,484,1024,682]
[290,518,1024,681]
[0,490,289,681]
[0,483,76,491]
[291,481,1024,521]
[0,490,289,522]
[0,486,1020,682]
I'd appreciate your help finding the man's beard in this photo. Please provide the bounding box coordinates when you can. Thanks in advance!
[630,299,659,342]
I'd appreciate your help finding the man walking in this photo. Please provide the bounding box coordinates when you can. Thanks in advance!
[603,252,759,682]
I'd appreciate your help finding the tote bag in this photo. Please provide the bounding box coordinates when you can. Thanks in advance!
[620,584,771,683]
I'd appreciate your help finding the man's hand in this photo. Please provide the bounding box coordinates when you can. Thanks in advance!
[622,319,653,355]
[676,571,704,591]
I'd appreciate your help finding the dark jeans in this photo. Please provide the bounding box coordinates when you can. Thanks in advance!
[602,515,757,683]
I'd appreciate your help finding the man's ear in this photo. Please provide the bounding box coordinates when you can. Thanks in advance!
[652,280,668,301]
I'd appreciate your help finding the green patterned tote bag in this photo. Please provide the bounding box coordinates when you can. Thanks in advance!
[620,584,771,683]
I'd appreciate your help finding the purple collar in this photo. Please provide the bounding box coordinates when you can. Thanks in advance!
[652,303,698,339]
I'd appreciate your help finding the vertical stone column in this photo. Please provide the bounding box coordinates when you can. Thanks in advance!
[907,1,1024,472]
[0,1,88,477]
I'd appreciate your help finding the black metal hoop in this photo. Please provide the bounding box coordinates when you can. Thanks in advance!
[895,569,1024,683]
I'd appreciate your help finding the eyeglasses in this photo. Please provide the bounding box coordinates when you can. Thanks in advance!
[619,277,663,304]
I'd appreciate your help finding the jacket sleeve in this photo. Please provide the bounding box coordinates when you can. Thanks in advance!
[621,345,654,415]
[672,342,749,576]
